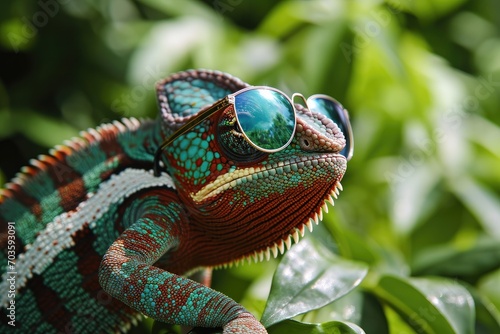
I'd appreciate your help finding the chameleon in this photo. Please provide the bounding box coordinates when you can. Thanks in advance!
[0,69,351,333]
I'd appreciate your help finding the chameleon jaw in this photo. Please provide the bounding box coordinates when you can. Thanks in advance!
[190,154,345,203]
[213,180,343,269]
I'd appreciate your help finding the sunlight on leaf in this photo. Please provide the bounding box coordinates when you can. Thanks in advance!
[412,235,500,278]
[301,290,389,333]
[390,160,441,235]
[410,0,469,21]
[375,275,474,334]
[467,115,500,159]
[129,17,219,84]
[13,110,80,148]
[259,0,345,38]
[139,0,213,19]
[465,283,500,334]
[267,319,365,334]
[478,268,500,313]
[452,177,500,239]
[261,237,368,328]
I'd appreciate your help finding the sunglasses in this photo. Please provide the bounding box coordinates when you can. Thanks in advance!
[153,86,353,176]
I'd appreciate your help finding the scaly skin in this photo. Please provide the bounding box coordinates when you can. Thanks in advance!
[0,69,347,333]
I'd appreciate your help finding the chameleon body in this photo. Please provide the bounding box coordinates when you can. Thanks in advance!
[0,70,348,333]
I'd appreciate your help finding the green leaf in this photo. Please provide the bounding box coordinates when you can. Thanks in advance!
[258,1,345,38]
[452,177,500,239]
[410,0,469,21]
[374,275,475,334]
[464,283,500,334]
[334,228,378,264]
[13,110,80,148]
[301,290,389,334]
[138,0,214,19]
[267,319,365,334]
[150,321,180,334]
[0,109,13,139]
[412,235,500,279]
[478,267,500,313]
[261,237,368,328]
[358,292,389,334]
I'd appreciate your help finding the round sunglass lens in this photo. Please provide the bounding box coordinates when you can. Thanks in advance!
[307,97,352,159]
[234,89,296,151]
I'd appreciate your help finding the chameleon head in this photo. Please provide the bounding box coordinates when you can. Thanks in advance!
[156,69,351,266]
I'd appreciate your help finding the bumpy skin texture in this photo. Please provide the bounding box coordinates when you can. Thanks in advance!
[0,70,347,333]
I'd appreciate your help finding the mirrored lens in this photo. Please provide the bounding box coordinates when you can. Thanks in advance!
[234,88,296,151]
[307,96,353,159]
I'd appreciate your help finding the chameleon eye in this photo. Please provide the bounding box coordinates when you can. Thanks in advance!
[217,109,265,161]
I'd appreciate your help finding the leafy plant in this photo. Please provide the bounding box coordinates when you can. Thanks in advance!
[1,0,499,333]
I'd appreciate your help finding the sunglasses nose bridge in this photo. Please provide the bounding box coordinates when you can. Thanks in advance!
[291,93,308,110]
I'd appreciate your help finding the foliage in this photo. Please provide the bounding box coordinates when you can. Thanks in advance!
[1,0,499,333]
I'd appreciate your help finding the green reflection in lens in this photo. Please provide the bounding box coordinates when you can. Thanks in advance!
[308,97,351,158]
[234,89,295,151]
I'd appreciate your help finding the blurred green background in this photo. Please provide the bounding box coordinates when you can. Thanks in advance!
[1,0,499,333]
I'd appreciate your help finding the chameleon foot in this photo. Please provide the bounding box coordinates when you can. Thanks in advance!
[223,313,267,334]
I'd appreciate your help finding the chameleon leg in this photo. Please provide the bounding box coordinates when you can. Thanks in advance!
[98,203,266,333]
[182,269,214,334]
[189,268,213,287]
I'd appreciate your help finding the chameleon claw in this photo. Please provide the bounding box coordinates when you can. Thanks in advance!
[223,313,267,334]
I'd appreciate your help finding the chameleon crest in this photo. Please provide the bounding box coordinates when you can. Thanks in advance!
[0,69,351,333]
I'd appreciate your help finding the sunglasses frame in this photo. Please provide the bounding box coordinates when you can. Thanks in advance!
[231,86,298,153]
[307,94,354,161]
[153,87,352,176]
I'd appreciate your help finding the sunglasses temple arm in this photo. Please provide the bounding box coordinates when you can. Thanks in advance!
[153,98,231,176]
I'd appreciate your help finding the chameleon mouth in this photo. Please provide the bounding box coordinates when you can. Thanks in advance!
[190,154,345,203]
[213,180,343,269]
